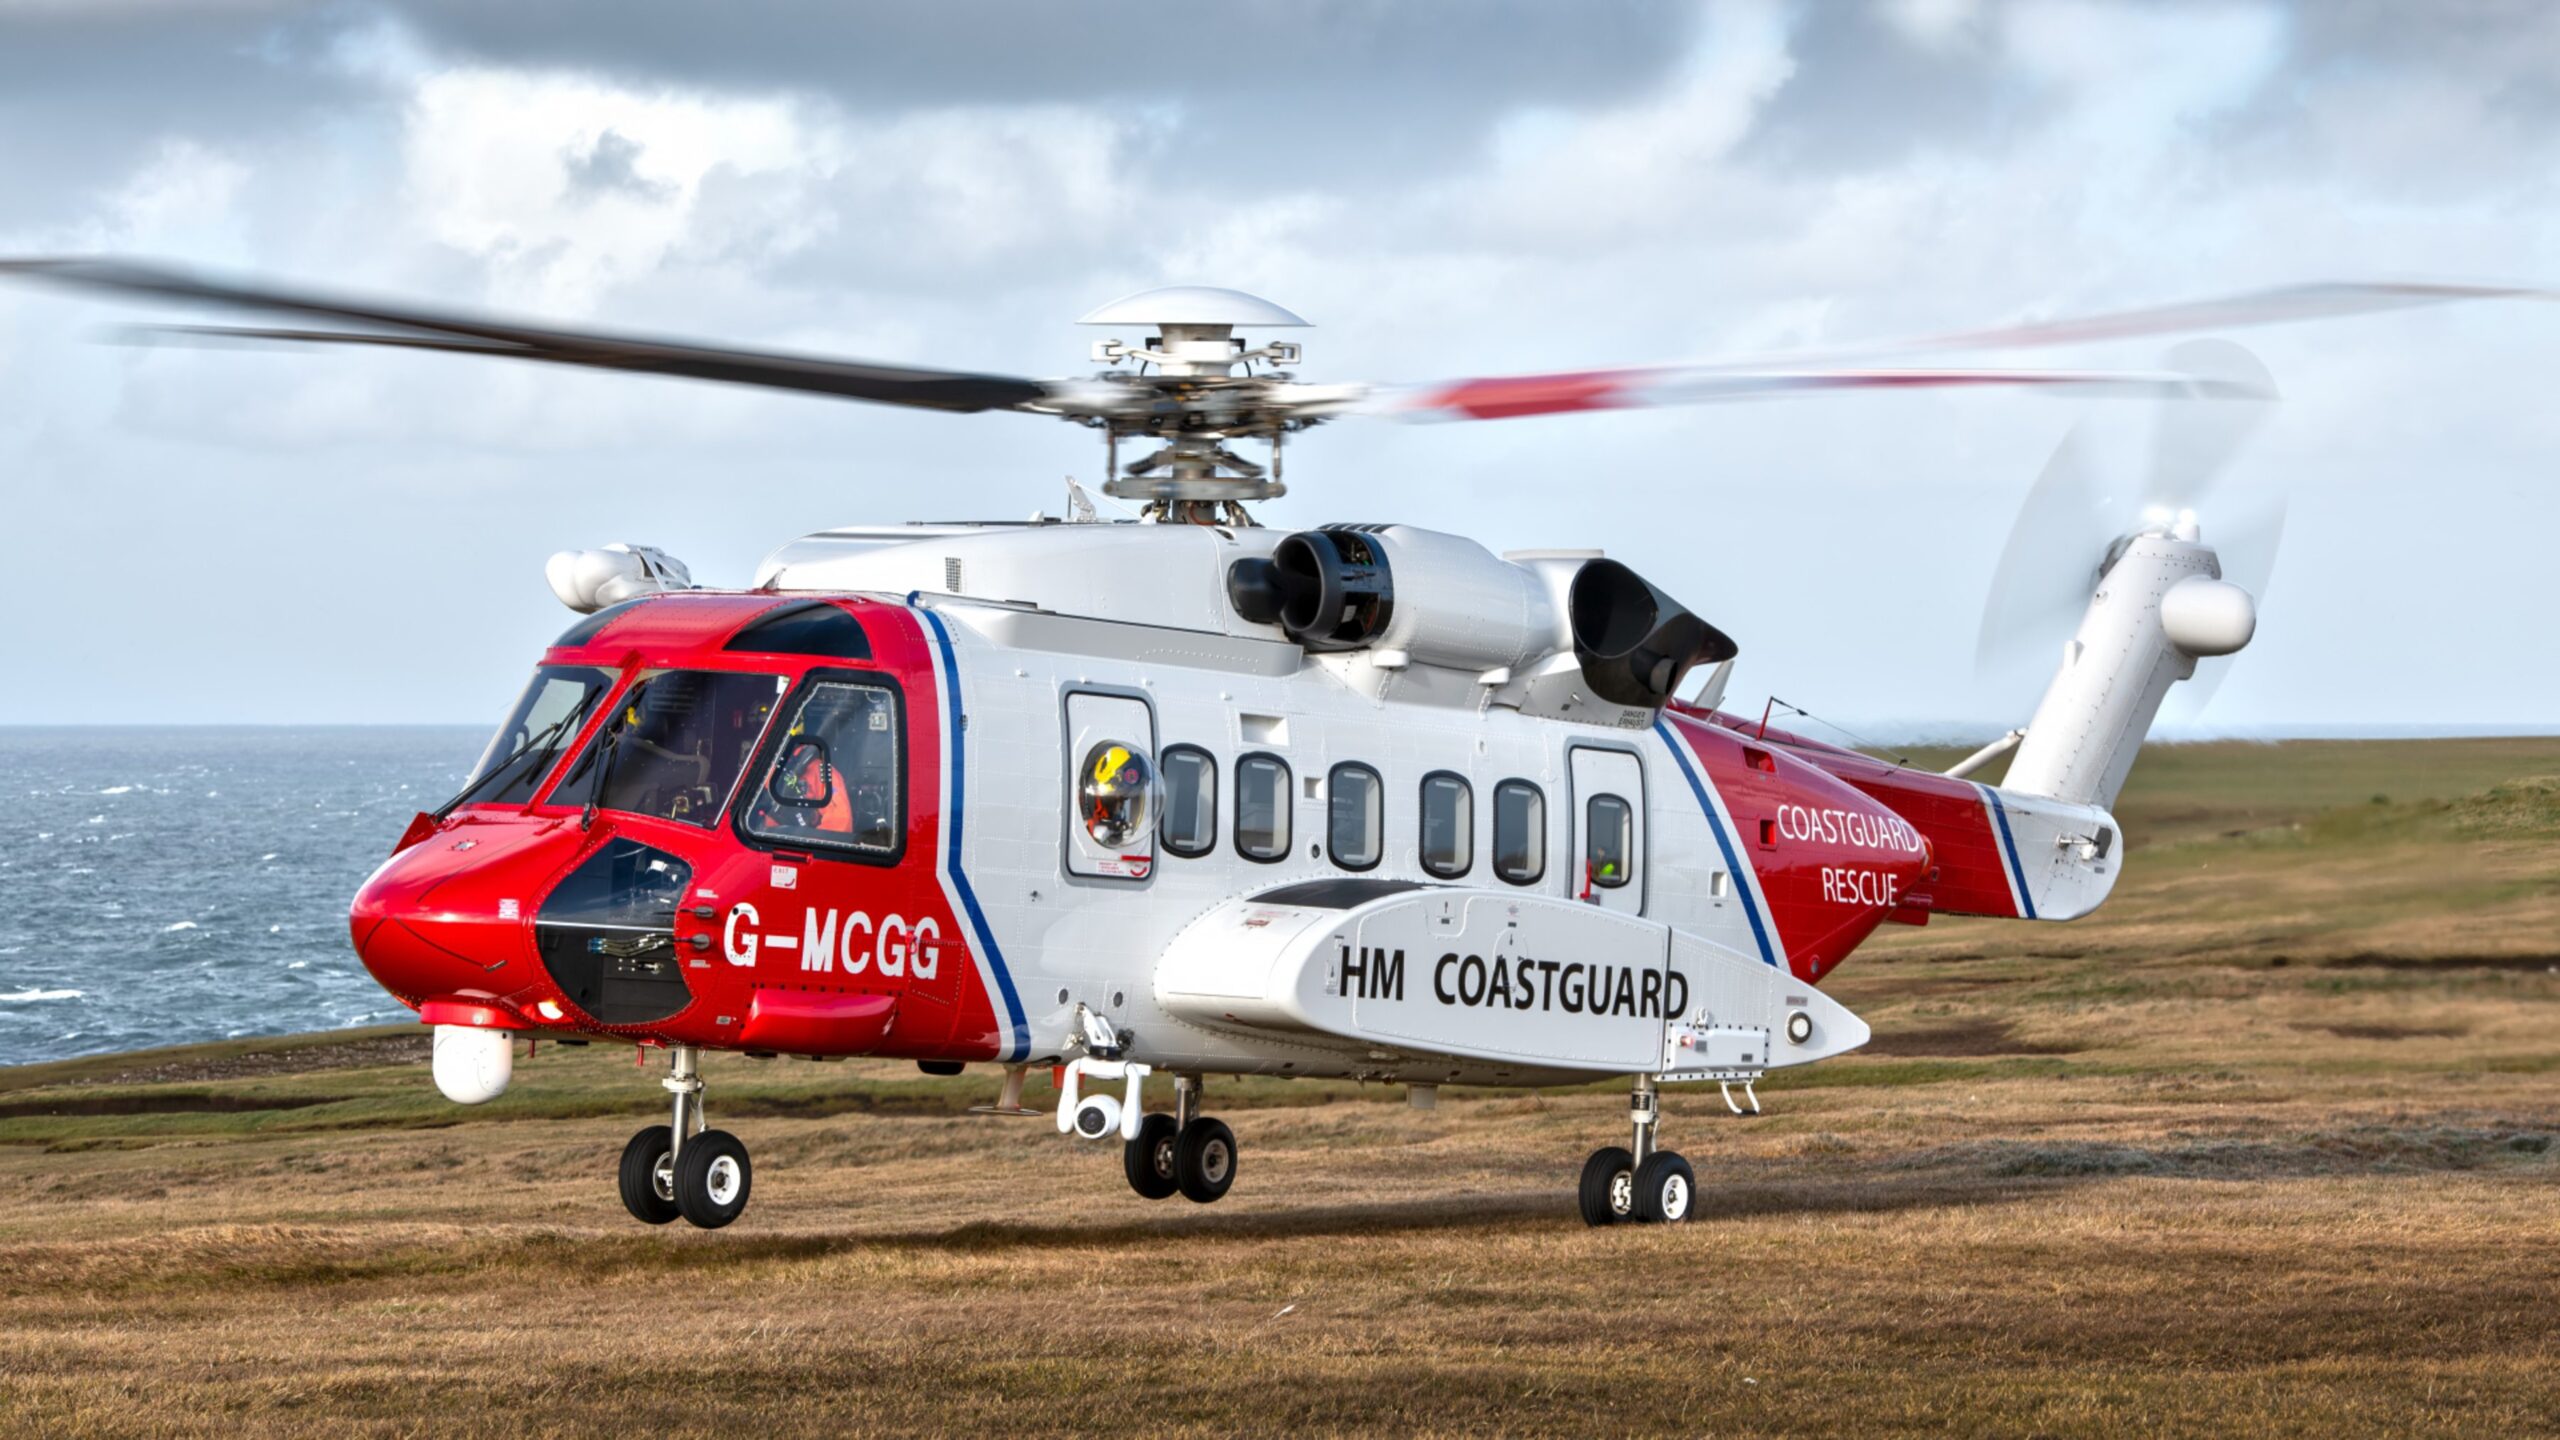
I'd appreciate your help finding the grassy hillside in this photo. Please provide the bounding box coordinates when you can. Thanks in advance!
[1,737,2555,1437]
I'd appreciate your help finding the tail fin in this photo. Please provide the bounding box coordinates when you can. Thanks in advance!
[2002,527,2255,809]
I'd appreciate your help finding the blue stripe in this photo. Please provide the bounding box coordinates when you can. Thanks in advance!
[1976,784,2038,921]
[916,606,1031,1061]
[1653,719,1779,968]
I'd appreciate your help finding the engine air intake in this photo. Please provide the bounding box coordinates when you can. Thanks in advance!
[1233,528,1395,651]
[1567,559,1737,708]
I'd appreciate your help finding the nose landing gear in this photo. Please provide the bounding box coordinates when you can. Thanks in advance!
[1579,1075,1691,1227]
[618,1045,753,1229]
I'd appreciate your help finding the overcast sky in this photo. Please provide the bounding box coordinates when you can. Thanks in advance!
[1,0,2553,735]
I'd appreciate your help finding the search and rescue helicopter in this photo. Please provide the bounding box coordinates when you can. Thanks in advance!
[4,259,2544,1230]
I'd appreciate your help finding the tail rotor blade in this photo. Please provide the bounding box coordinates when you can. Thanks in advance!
[2141,339,2277,516]
[1974,423,2125,681]
[2165,495,2288,723]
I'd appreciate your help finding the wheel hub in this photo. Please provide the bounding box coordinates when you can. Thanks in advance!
[706,1155,743,1207]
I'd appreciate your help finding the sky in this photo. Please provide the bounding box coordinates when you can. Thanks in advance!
[0,0,2554,737]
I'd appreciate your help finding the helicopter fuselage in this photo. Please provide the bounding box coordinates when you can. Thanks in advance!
[353,522,2111,1095]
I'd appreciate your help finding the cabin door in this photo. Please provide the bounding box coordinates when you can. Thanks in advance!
[1061,690,1158,882]
[1569,747,1646,916]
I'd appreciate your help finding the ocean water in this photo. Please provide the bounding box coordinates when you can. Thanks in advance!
[0,727,483,1066]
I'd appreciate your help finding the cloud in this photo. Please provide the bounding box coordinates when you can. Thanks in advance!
[0,0,2556,731]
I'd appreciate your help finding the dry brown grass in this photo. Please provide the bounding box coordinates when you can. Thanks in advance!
[2,738,2557,1437]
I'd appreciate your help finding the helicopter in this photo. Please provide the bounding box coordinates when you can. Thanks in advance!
[3,259,2544,1230]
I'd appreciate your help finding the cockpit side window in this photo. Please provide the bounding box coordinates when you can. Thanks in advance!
[445,664,615,812]
[742,680,904,857]
[554,670,786,828]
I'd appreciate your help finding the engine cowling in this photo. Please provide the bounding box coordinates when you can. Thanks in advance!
[1231,525,1561,671]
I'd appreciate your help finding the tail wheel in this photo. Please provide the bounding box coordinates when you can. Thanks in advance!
[1175,1117,1237,1204]
[1632,1150,1695,1225]
[1577,1146,1636,1227]
[674,1128,753,1229]
[1124,1113,1181,1200]
[618,1124,680,1226]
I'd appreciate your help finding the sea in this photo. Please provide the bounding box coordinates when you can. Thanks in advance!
[0,727,484,1067]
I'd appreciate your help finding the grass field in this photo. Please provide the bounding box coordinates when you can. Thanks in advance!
[2,738,2556,1437]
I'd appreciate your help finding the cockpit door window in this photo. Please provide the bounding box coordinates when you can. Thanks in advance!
[742,680,904,856]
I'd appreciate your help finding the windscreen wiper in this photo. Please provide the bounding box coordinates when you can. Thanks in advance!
[434,687,603,822]
[582,717,627,833]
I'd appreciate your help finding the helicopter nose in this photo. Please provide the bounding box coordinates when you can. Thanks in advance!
[350,857,508,1000]
[348,822,568,1001]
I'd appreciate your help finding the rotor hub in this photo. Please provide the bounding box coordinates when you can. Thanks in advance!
[1075,287,1313,509]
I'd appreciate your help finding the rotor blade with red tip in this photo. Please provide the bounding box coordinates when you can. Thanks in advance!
[1878,280,2555,359]
[1356,277,2550,424]
[1373,365,2265,424]
[0,258,1055,414]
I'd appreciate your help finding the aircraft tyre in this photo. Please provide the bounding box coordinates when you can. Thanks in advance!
[674,1128,753,1229]
[1578,1146,1636,1227]
[1125,1112,1181,1200]
[1632,1151,1695,1225]
[618,1124,681,1225]
[1175,1116,1237,1203]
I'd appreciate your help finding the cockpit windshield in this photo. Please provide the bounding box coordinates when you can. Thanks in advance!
[554,670,784,828]
[445,664,616,812]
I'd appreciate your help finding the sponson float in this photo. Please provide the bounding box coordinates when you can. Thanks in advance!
[6,262,2520,1229]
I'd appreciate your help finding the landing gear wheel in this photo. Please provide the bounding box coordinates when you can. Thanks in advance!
[674,1128,753,1229]
[1632,1150,1695,1225]
[1174,1117,1237,1204]
[1578,1145,1636,1227]
[618,1124,680,1225]
[1125,1112,1181,1200]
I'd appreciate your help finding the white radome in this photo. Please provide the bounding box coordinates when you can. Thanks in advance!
[432,1023,514,1104]
[2160,575,2258,657]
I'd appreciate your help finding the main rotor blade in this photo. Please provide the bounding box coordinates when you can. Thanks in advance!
[1368,365,2262,424]
[2,258,1053,414]
[1345,277,2553,425]
[1880,280,2554,360]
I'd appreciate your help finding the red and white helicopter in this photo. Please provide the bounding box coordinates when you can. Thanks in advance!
[5,260,2542,1229]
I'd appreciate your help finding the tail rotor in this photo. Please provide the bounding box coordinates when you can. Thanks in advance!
[1975,339,2282,722]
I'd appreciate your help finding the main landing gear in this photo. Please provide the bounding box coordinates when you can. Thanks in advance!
[1579,1075,1694,1227]
[1124,1073,1236,1204]
[619,1045,753,1230]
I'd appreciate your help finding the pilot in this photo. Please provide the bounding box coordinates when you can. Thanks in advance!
[770,727,855,834]
[1083,743,1152,846]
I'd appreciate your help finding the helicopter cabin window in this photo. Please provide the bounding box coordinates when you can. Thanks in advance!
[1420,772,1473,879]
[1075,739,1155,872]
[1159,745,1218,858]
[1328,763,1383,871]
[723,601,871,661]
[555,670,784,827]
[743,681,902,854]
[1235,753,1292,863]
[1585,794,1634,890]
[450,664,615,810]
[1493,779,1546,886]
